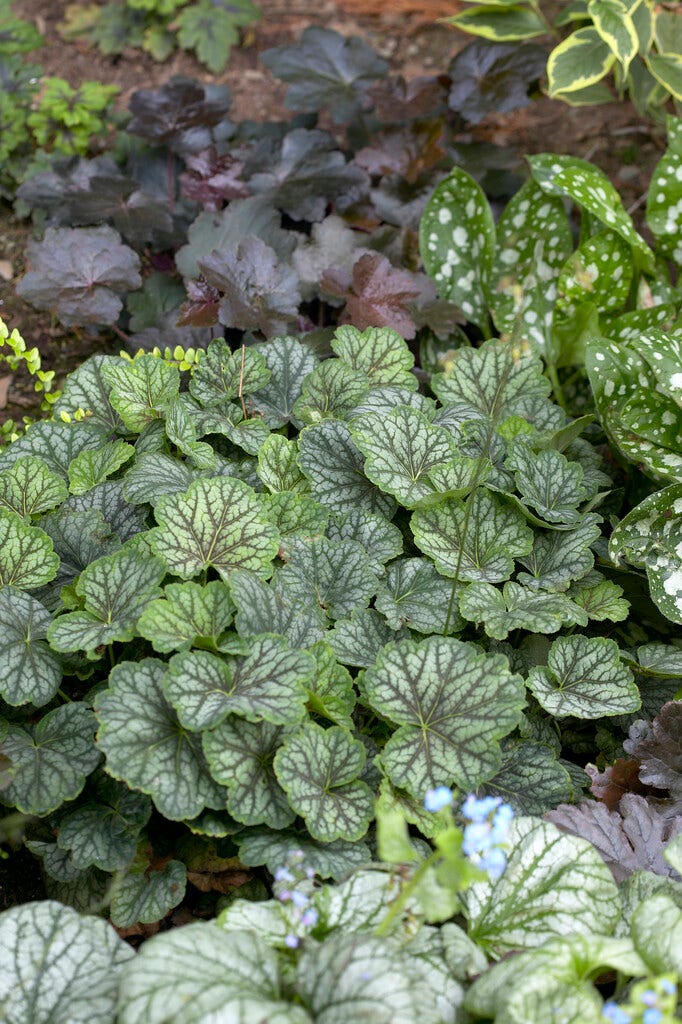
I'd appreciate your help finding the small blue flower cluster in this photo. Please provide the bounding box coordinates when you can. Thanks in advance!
[602,978,678,1024]
[423,789,514,882]
[273,849,318,950]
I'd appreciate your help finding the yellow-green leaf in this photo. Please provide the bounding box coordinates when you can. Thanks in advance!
[588,0,638,73]
[547,27,616,94]
[445,5,547,41]
[646,52,682,102]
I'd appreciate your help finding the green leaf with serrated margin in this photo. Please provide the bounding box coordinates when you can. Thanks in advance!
[230,569,326,647]
[123,452,205,505]
[527,635,639,718]
[251,336,318,428]
[137,580,235,653]
[66,481,147,543]
[420,168,495,328]
[54,354,123,432]
[56,776,151,872]
[466,817,621,954]
[110,852,186,929]
[264,493,328,555]
[331,325,416,388]
[0,588,61,706]
[176,0,240,73]
[237,828,371,880]
[516,514,602,590]
[278,537,379,620]
[362,636,525,796]
[0,456,67,518]
[257,434,307,493]
[68,440,135,496]
[375,557,463,634]
[164,398,216,470]
[150,477,279,581]
[0,509,59,589]
[305,640,356,729]
[95,659,225,820]
[2,703,99,815]
[102,354,180,432]
[459,580,586,639]
[326,510,402,575]
[48,546,164,653]
[299,420,396,517]
[165,637,311,731]
[0,421,110,480]
[328,607,410,667]
[568,571,629,620]
[412,488,534,582]
[274,723,374,842]
[203,718,295,829]
[0,901,133,1024]
[482,741,574,814]
[293,360,370,424]
[189,339,271,408]
[508,442,586,524]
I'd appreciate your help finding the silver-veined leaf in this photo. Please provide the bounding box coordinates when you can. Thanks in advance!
[507,442,586,524]
[375,557,464,634]
[0,588,62,707]
[306,640,356,729]
[328,607,409,667]
[110,851,186,929]
[482,741,574,815]
[101,354,179,432]
[298,420,396,517]
[137,580,235,653]
[0,509,59,589]
[459,580,586,639]
[0,456,67,518]
[277,536,379,620]
[326,510,403,574]
[331,325,416,389]
[516,513,602,590]
[257,434,308,493]
[56,775,151,872]
[54,354,123,432]
[631,893,682,973]
[230,569,326,648]
[527,635,640,718]
[123,452,207,505]
[189,339,271,408]
[264,492,329,556]
[67,440,136,496]
[0,421,109,480]
[251,336,318,428]
[237,828,372,880]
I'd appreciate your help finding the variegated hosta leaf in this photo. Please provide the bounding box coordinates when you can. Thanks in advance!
[361,636,525,796]
[305,640,356,729]
[189,339,271,408]
[102,355,180,433]
[0,900,133,1024]
[459,581,586,640]
[230,569,326,648]
[237,828,372,881]
[47,546,165,654]
[465,817,621,955]
[251,335,319,429]
[1,703,100,816]
[527,635,640,718]
[95,659,225,821]
[293,360,370,425]
[149,477,279,581]
[516,513,602,590]
[429,337,551,429]
[56,775,152,872]
[165,637,312,731]
[326,510,403,574]
[67,440,135,496]
[609,483,682,623]
[257,434,308,493]
[556,230,633,315]
[110,851,186,929]
[203,718,295,829]
[136,580,235,653]
[529,153,654,271]
[631,893,682,974]
[646,132,682,263]
[507,442,586,525]
[546,26,616,95]
[375,557,463,635]
[489,178,572,350]
[412,488,534,582]
[332,325,417,389]
[328,607,410,667]
[117,923,309,1024]
[277,536,379,619]
[590,0,639,68]
[419,167,495,329]
[0,509,59,589]
[0,588,62,707]
[482,741,574,815]
[274,722,374,842]
[0,456,68,518]
[298,420,396,517]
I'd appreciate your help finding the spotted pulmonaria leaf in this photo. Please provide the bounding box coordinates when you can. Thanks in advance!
[527,636,640,718]
[412,488,534,582]
[459,581,586,640]
[1,704,100,815]
[331,325,416,389]
[0,456,68,518]
[420,168,495,329]
[203,718,295,829]
[110,851,186,929]
[0,509,59,589]
[149,477,279,581]
[466,817,620,955]
[646,125,682,263]
[361,635,525,797]
[164,636,312,731]
[102,355,180,432]
[489,179,572,350]
[95,659,225,821]
[56,774,152,872]
[137,580,235,653]
[375,557,463,634]
[0,901,133,1024]
[609,483,682,624]
[0,589,62,707]
[299,420,396,517]
[274,723,374,842]
[47,546,165,654]
[507,442,586,525]
[556,230,633,315]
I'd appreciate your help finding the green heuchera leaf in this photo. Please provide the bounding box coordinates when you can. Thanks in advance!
[0,588,62,707]
[361,636,525,796]
[466,817,621,955]
[123,452,205,505]
[331,325,416,388]
[251,336,318,428]
[412,488,534,582]
[257,434,307,493]
[557,230,633,315]
[0,421,110,480]
[299,420,396,517]
[54,354,125,433]
[68,440,135,496]
[274,722,374,842]
[489,178,573,350]
[102,355,180,432]
[137,580,235,653]
[1,704,100,815]
[507,441,586,525]
[189,339,271,407]
[0,456,68,518]
[459,580,586,639]
[165,636,311,731]
[516,513,602,590]
[0,900,133,1024]
[203,718,295,829]
[56,775,152,872]
[483,741,574,815]
[631,893,682,973]
[305,640,356,728]
[527,635,640,718]
[117,923,309,1024]
[264,493,328,555]
[293,360,370,424]
[149,477,279,581]
[230,569,326,648]
[328,607,409,667]
[95,659,225,821]
[375,557,464,635]
[47,546,165,653]
[326,510,402,574]
[110,852,186,929]
[0,509,59,588]
[420,167,495,328]
[237,829,372,880]
[277,537,378,619]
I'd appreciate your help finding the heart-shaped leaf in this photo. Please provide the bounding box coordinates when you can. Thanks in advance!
[459,580,586,639]
[237,829,371,880]
[516,514,602,590]
[305,641,356,729]
[230,569,326,648]
[137,580,235,653]
[331,325,416,389]
[68,440,135,496]
[0,588,62,706]
[110,851,186,929]
[328,607,409,667]
[527,635,640,718]
[56,774,152,872]
[102,355,180,433]
[250,336,318,429]
[277,537,379,620]
[375,557,463,634]
[299,420,396,517]
[0,456,68,518]
[0,509,59,589]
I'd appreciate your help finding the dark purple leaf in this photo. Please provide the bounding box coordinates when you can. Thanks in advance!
[248,128,370,223]
[321,252,419,339]
[624,702,682,796]
[180,147,248,210]
[367,74,450,123]
[127,76,232,150]
[448,41,547,124]
[261,26,388,123]
[546,794,682,883]
[17,156,133,222]
[586,758,659,811]
[355,120,446,185]
[17,226,142,328]
[176,279,221,328]
[199,236,301,336]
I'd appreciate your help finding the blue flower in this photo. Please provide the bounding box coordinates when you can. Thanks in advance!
[274,867,295,883]
[462,794,503,822]
[660,979,677,996]
[284,934,300,949]
[301,907,318,928]
[460,795,514,881]
[642,1010,663,1024]
[289,890,309,909]
[602,1002,631,1024]
[479,847,507,881]
[424,786,453,812]
[641,990,658,1007]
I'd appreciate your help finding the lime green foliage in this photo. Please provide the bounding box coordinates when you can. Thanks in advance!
[0,318,62,441]
[444,0,682,118]
[60,0,261,73]
[27,78,119,155]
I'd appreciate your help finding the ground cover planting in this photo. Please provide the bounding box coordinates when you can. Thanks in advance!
[0,1,682,1020]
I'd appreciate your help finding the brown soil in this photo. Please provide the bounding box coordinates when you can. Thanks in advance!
[0,0,666,426]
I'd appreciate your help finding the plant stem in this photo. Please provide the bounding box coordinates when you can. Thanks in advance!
[375,855,438,937]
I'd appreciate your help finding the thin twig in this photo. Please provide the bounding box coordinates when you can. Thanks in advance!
[238,343,247,419]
